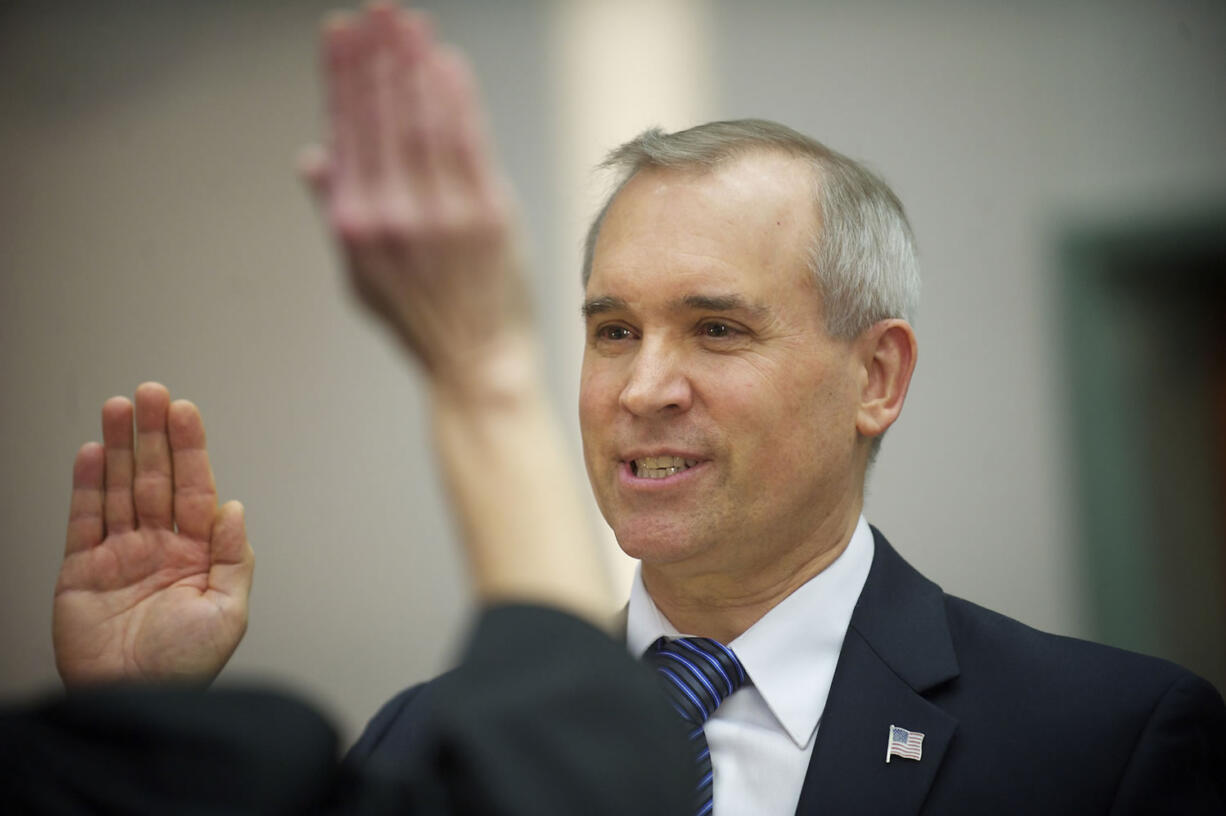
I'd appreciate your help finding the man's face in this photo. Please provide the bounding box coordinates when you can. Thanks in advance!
[579,152,868,582]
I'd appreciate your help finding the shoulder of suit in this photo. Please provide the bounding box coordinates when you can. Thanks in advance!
[939,592,1216,709]
[867,528,1212,704]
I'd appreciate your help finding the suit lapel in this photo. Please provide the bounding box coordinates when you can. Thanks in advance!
[795,529,960,815]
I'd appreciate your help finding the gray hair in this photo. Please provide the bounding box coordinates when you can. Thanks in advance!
[581,119,920,340]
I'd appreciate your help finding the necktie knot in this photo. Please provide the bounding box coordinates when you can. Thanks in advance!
[644,636,749,726]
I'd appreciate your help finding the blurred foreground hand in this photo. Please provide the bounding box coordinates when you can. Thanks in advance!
[300,3,613,621]
[300,2,530,400]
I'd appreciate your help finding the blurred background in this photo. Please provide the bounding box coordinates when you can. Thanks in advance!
[2,0,1224,744]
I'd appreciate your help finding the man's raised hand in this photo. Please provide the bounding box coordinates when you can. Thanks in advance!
[301,3,530,396]
[53,383,253,687]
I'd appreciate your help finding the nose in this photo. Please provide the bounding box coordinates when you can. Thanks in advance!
[619,336,693,417]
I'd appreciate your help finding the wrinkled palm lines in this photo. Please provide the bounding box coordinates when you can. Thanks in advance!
[645,637,749,816]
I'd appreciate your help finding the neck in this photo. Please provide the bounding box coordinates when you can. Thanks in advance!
[641,508,861,644]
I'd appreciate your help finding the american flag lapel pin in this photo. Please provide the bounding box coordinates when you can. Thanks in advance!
[885,724,924,763]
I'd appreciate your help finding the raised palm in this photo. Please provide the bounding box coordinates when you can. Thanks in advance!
[53,383,253,686]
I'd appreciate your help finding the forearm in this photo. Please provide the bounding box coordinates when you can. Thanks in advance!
[428,332,613,624]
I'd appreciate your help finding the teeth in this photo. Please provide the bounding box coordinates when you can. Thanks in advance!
[633,456,698,479]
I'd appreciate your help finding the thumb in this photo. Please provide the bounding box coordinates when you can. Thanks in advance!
[297,143,333,201]
[210,500,254,603]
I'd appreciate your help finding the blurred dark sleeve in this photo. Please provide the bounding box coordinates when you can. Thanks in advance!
[386,603,693,816]
[0,684,347,814]
[1,604,691,815]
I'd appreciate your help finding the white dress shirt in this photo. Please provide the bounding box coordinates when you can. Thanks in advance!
[626,515,875,815]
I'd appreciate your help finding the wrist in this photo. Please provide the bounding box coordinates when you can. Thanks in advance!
[427,329,546,415]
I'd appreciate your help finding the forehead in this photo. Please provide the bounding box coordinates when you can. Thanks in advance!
[588,152,819,301]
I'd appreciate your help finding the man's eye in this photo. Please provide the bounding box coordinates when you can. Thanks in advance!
[597,325,633,341]
[702,322,733,338]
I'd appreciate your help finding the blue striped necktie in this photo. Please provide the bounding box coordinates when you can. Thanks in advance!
[644,636,750,816]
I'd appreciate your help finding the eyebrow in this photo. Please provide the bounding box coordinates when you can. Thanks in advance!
[580,295,626,319]
[581,293,770,321]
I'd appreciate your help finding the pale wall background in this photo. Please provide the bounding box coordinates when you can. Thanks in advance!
[2,0,1224,744]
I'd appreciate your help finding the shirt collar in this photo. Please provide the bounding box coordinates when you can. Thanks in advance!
[626,515,875,748]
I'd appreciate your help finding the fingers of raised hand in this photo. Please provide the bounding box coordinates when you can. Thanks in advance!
[386,9,440,189]
[431,43,495,193]
[330,12,378,194]
[390,14,501,209]
[133,382,174,530]
[168,399,218,543]
[323,11,405,231]
[321,11,411,213]
[96,385,218,539]
[319,6,501,239]
[308,4,520,365]
[101,395,136,535]
[65,442,105,556]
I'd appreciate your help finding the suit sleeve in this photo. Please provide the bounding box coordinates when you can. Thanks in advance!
[347,682,424,769]
[1108,673,1226,815]
[0,686,346,814]
[385,603,694,816]
[1,605,692,815]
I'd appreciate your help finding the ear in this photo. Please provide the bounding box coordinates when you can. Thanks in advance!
[854,319,917,439]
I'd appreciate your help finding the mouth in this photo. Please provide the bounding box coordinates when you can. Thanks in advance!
[630,455,699,480]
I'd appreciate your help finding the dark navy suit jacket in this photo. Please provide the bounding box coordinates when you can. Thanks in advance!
[350,529,1226,815]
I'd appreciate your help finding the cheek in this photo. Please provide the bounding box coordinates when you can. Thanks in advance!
[578,367,617,434]
[740,366,853,454]
[577,385,608,487]
[577,377,600,422]
[713,357,813,419]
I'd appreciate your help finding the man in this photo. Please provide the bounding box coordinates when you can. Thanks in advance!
[324,6,1224,815]
[571,136,1225,813]
[47,3,1226,814]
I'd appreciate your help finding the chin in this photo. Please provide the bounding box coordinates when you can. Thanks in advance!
[610,518,704,566]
